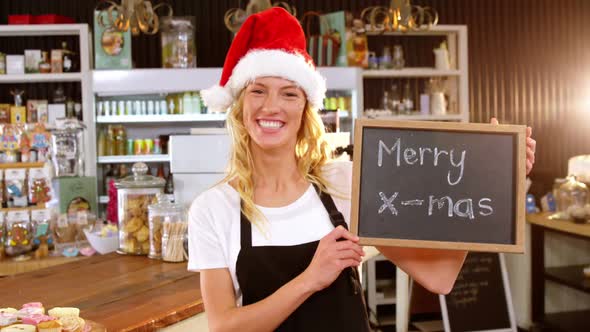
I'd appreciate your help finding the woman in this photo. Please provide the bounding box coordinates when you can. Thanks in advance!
[189,8,536,332]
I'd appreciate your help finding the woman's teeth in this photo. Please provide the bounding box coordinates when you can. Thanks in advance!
[258,120,283,129]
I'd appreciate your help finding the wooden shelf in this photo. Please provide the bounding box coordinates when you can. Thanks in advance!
[527,212,590,239]
[0,162,45,169]
[363,68,461,78]
[545,265,590,294]
[97,154,169,164]
[0,73,83,83]
[96,113,225,123]
[542,310,590,332]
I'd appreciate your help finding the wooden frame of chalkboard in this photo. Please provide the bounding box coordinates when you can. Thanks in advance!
[350,119,526,252]
[439,253,517,332]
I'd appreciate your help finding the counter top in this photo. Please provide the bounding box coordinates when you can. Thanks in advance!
[0,253,203,331]
[527,212,590,238]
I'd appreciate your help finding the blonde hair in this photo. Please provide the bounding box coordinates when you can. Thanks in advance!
[222,89,333,227]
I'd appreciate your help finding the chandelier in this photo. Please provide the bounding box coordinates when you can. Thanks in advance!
[224,0,296,33]
[96,0,173,36]
[361,0,438,33]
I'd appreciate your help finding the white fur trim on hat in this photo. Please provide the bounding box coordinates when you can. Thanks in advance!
[200,84,233,113]
[202,49,327,113]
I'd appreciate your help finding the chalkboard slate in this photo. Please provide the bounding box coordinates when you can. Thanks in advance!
[350,119,526,252]
[440,252,516,332]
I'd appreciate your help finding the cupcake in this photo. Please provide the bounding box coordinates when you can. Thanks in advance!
[37,320,63,332]
[58,316,85,332]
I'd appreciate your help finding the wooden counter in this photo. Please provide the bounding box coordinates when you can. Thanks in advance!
[0,253,204,331]
[527,212,590,238]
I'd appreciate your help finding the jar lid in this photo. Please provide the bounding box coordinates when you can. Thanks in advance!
[148,193,185,215]
[560,175,589,192]
[115,162,165,189]
[161,16,195,31]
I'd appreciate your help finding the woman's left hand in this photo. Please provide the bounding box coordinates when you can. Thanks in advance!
[491,118,536,175]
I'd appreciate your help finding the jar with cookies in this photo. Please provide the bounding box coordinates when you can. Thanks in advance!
[115,162,165,255]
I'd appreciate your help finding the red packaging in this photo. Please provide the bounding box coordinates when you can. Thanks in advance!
[8,15,34,25]
[33,15,75,24]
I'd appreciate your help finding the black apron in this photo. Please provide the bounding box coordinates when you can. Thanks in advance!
[236,186,371,331]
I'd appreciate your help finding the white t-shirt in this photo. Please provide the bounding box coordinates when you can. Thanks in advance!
[187,160,353,305]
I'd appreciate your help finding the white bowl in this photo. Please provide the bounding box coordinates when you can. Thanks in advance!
[84,230,119,255]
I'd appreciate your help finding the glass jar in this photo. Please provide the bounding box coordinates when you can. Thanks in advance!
[555,175,589,221]
[4,211,33,257]
[115,163,165,255]
[392,45,405,69]
[148,194,186,260]
[161,16,196,68]
[49,119,86,177]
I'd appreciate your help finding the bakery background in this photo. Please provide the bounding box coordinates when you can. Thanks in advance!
[0,0,589,332]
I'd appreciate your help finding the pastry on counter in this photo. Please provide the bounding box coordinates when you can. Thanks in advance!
[0,313,18,327]
[0,309,17,314]
[0,324,37,332]
[37,320,63,332]
[58,316,85,332]
[47,307,80,318]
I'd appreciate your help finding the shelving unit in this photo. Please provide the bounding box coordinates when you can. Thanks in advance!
[362,25,469,123]
[91,67,364,207]
[529,213,590,332]
[364,254,411,332]
[0,24,95,177]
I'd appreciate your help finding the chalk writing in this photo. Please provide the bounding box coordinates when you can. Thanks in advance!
[377,138,466,186]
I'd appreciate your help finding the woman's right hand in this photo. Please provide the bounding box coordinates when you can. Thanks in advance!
[302,226,365,293]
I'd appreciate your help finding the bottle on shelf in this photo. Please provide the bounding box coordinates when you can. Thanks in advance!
[183,91,192,114]
[156,164,166,180]
[175,93,184,114]
[106,125,115,156]
[390,83,401,113]
[103,164,115,194]
[119,164,129,178]
[165,171,174,194]
[61,41,75,73]
[192,92,201,114]
[166,94,176,114]
[402,82,414,114]
[39,52,51,74]
[98,128,107,156]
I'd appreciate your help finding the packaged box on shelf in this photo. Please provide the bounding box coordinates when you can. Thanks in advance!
[51,49,63,73]
[25,50,41,73]
[51,177,98,216]
[94,10,132,69]
[10,106,26,124]
[48,104,66,125]
[0,53,6,74]
[0,104,10,123]
[6,55,25,74]
[27,100,48,123]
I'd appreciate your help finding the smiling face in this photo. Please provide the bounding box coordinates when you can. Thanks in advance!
[242,76,307,152]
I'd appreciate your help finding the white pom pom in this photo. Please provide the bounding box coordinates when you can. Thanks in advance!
[201,84,233,113]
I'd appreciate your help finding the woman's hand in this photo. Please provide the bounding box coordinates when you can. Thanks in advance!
[491,118,536,175]
[302,226,364,293]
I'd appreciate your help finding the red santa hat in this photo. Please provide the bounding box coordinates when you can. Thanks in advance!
[201,7,326,113]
